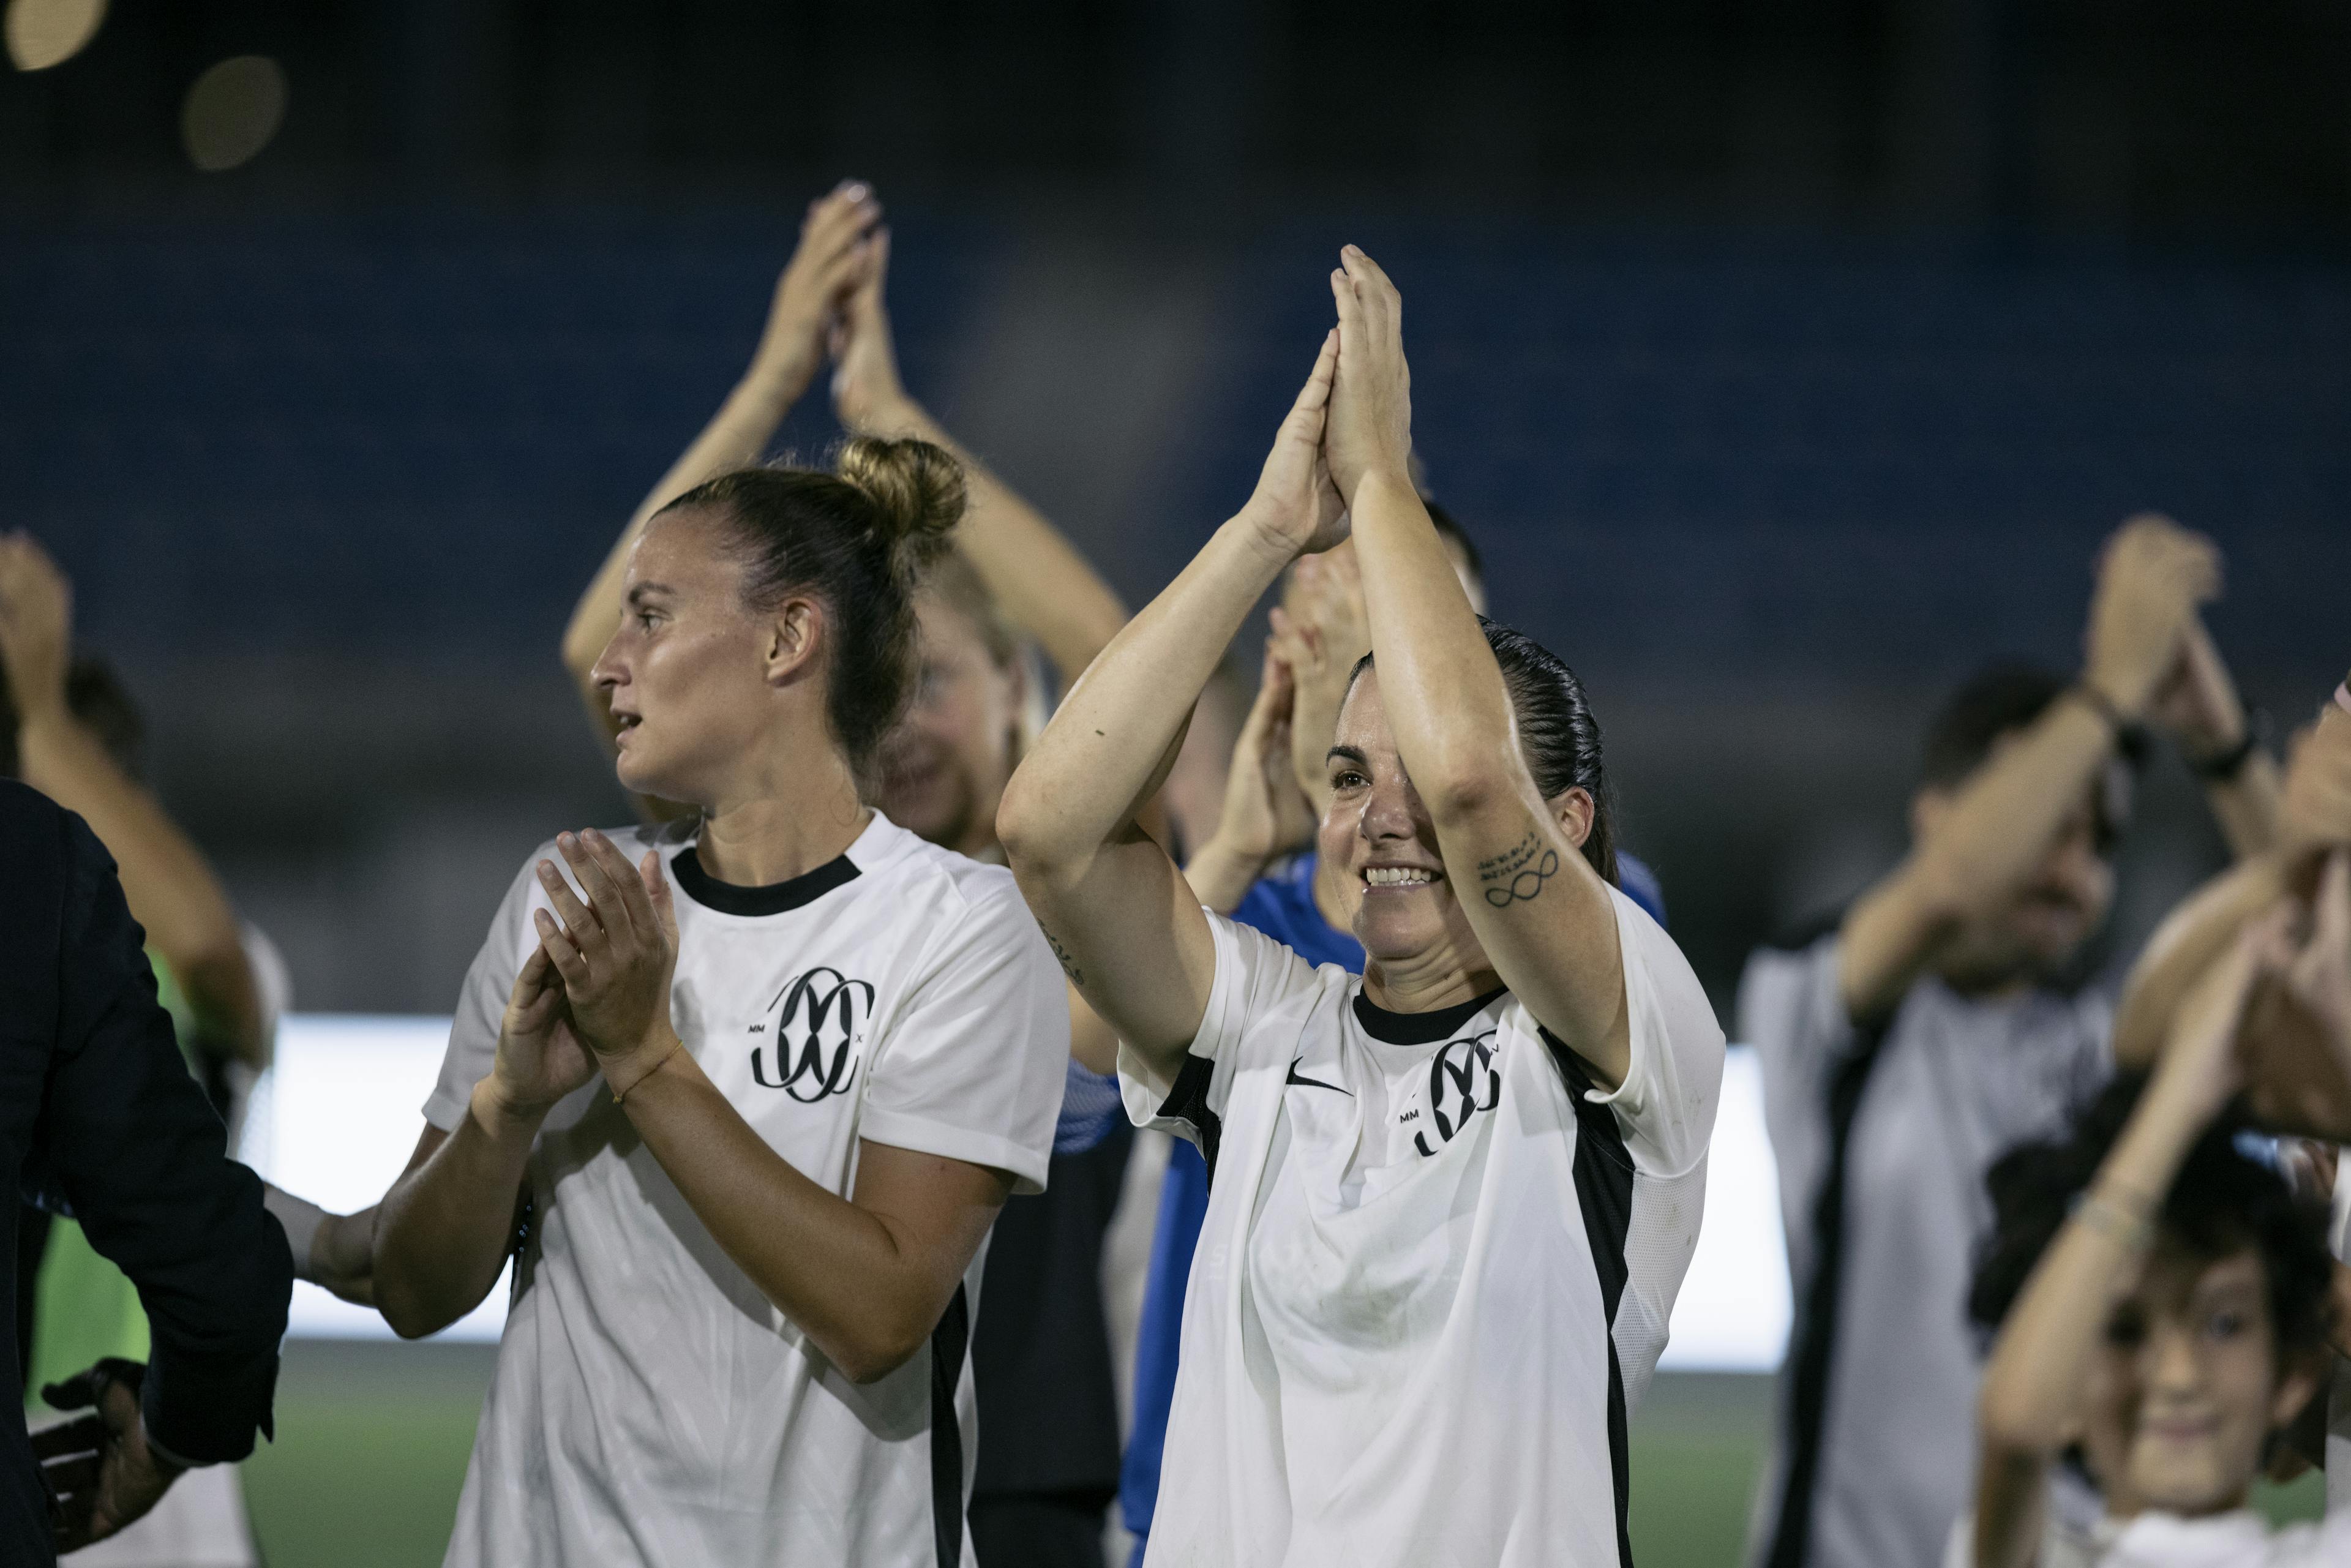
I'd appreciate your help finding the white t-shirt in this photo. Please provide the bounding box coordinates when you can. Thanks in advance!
[1944,1507,2351,1567]
[422,812,1069,1568]
[1124,885,1724,1568]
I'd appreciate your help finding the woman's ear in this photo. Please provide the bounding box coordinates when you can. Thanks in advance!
[764,596,826,687]
[1551,786,1594,851]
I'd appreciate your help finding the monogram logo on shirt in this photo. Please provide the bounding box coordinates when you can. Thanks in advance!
[749,967,874,1102]
[1412,1030,1501,1157]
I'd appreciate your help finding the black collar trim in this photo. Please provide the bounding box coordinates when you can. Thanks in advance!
[1352,985,1509,1045]
[671,844,860,917]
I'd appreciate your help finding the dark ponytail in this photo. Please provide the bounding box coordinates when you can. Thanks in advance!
[1348,617,1618,886]
[661,436,965,790]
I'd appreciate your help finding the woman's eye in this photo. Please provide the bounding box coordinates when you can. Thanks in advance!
[2206,1311,2246,1341]
[2103,1313,2145,1349]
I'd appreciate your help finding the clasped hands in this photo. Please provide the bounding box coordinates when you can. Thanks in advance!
[1240,246,1418,566]
[491,829,682,1120]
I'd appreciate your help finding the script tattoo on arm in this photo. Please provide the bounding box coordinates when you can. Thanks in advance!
[1040,926,1084,986]
[1477,831,1559,908]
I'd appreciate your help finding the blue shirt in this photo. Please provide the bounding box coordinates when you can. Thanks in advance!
[1116,849,1665,1555]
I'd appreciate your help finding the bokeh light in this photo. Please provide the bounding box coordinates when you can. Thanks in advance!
[181,54,287,173]
[4,0,105,71]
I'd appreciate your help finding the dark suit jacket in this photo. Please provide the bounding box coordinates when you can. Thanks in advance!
[2,781,292,1566]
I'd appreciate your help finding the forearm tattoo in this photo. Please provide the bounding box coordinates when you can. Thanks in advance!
[1477,831,1559,907]
[1041,926,1085,986]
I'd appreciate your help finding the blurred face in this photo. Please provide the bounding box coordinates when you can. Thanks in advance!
[591,508,792,808]
[876,593,1021,855]
[1917,762,2120,990]
[2079,1245,2316,1518]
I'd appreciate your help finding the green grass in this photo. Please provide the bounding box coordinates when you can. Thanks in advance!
[242,1348,2323,1567]
[243,1340,497,1568]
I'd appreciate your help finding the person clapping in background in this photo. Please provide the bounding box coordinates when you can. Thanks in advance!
[1957,846,2351,1567]
[1742,516,2281,1568]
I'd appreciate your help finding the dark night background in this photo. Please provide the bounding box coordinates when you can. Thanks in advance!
[6,0,2347,1016]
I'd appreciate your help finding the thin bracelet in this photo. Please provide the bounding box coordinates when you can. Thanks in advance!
[2072,1190,2157,1252]
[2071,682,2132,736]
[2188,714,2266,781]
[611,1039,684,1105]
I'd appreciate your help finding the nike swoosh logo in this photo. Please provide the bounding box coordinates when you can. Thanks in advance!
[1284,1058,1352,1095]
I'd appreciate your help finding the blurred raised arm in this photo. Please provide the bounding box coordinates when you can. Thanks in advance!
[2148,616,2281,860]
[999,336,1344,1083]
[1839,517,2218,1027]
[561,182,882,753]
[2113,692,2351,1073]
[830,226,1128,691]
[1971,939,2265,1568]
[0,533,266,1069]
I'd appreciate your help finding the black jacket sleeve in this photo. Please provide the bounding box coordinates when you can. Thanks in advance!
[36,802,292,1465]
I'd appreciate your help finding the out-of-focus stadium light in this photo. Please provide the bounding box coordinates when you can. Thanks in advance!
[244,1015,508,1342]
[181,54,287,173]
[252,1018,1793,1369]
[4,0,104,71]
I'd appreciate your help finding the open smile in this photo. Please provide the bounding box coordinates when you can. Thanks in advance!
[1363,866,1442,891]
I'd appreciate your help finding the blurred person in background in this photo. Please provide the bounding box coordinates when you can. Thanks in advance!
[1742,515,2284,1568]
[1954,866,2351,1568]
[0,533,379,1567]
[6,779,293,1568]
[374,435,1070,1567]
[2104,675,2351,1506]
[1000,250,1723,1567]
[1118,501,1673,1561]
[558,184,1139,1566]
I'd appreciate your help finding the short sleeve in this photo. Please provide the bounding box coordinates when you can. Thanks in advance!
[421,854,542,1131]
[1577,888,1725,1177]
[859,877,1070,1196]
[1738,931,1858,1090]
[1117,910,1321,1149]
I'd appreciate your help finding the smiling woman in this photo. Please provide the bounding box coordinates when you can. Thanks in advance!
[996,249,1726,1568]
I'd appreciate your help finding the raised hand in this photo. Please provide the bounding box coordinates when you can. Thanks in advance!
[1322,246,1414,507]
[490,941,597,1117]
[33,1360,183,1551]
[1221,645,1317,865]
[0,530,73,722]
[1273,544,1371,809]
[2082,514,2221,721]
[1239,329,1348,560]
[828,223,912,435]
[531,830,683,1098]
[751,181,882,390]
[2280,699,2351,855]
[2239,849,2351,1138]
[2146,617,2251,762]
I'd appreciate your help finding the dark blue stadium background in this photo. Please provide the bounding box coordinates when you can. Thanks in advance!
[5,1,2349,1016]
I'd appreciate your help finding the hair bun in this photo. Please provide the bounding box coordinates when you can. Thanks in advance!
[836,436,965,577]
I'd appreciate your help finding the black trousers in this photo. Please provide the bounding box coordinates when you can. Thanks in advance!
[968,1491,1110,1568]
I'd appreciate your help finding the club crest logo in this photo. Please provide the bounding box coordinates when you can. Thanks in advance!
[749,967,874,1103]
[1412,1029,1502,1156]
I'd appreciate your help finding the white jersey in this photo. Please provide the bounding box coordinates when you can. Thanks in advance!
[1125,886,1724,1568]
[422,812,1069,1568]
[1944,1507,2351,1568]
